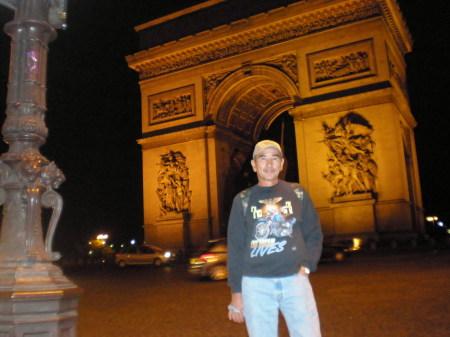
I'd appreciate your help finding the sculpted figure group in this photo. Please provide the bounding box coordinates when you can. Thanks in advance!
[322,112,378,197]
[156,151,192,216]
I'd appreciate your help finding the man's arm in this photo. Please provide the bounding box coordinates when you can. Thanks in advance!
[299,187,323,272]
[227,194,246,323]
[227,195,246,292]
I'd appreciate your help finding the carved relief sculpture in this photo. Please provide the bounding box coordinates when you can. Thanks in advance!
[156,151,192,216]
[322,112,378,198]
[308,39,376,88]
[313,51,370,82]
[148,85,195,125]
[263,54,298,83]
[203,70,232,108]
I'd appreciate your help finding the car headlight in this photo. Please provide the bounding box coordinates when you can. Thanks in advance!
[164,251,171,258]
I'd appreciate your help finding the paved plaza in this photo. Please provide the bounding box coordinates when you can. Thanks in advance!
[63,247,450,337]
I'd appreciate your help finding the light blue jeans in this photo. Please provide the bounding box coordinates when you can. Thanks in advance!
[242,273,321,337]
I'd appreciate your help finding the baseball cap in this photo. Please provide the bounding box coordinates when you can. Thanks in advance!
[252,140,283,158]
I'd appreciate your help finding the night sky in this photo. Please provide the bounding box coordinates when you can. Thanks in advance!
[0,0,449,253]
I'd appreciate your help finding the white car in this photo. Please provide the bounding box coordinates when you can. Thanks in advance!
[115,244,172,267]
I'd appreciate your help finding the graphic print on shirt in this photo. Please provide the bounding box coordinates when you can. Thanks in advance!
[250,197,296,258]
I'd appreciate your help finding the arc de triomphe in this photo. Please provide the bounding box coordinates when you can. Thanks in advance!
[126,0,424,251]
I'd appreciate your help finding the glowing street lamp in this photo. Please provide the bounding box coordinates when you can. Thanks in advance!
[97,234,109,245]
[426,216,438,225]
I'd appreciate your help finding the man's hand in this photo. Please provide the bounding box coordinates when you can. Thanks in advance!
[298,266,310,276]
[228,292,244,323]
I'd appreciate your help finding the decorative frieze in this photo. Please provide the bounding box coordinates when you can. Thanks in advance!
[313,51,370,82]
[307,39,376,89]
[130,0,381,79]
[148,85,195,125]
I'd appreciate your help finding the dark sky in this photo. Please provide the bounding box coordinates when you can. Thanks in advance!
[0,0,206,250]
[397,0,450,224]
[0,0,449,252]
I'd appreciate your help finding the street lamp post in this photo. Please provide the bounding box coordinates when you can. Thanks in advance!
[0,1,81,336]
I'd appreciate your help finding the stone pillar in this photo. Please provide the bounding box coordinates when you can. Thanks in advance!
[0,1,81,336]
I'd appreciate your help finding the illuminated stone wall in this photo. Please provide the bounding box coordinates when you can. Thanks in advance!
[128,0,424,250]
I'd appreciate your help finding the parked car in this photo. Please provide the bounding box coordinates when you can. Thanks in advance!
[188,238,228,281]
[188,238,357,280]
[115,244,173,267]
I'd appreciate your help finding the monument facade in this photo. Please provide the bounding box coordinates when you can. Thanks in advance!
[127,0,424,251]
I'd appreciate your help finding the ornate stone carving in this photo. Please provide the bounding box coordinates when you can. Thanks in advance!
[322,112,378,198]
[2,109,48,141]
[0,149,67,261]
[307,39,376,88]
[19,150,65,189]
[148,85,195,125]
[387,46,408,97]
[152,94,192,120]
[130,0,381,79]
[263,54,298,83]
[378,0,412,53]
[203,70,233,107]
[156,151,192,216]
[313,51,370,83]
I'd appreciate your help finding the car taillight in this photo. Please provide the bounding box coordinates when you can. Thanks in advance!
[200,253,218,262]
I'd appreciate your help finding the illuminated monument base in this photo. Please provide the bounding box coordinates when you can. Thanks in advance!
[128,0,424,251]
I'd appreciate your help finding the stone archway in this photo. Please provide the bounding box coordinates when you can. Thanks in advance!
[204,65,300,230]
[206,64,299,140]
[128,0,424,251]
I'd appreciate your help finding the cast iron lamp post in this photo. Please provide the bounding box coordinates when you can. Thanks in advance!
[0,1,81,336]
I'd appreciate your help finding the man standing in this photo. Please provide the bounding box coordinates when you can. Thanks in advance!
[227,140,323,337]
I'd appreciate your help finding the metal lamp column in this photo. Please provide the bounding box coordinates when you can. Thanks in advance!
[0,1,81,336]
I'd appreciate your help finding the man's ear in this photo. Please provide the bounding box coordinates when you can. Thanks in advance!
[250,159,257,172]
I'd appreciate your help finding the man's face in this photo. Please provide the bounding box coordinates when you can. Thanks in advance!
[251,147,284,187]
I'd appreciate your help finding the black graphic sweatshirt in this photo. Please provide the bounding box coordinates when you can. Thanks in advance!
[227,180,323,293]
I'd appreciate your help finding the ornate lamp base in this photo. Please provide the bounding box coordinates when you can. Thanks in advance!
[0,263,82,337]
